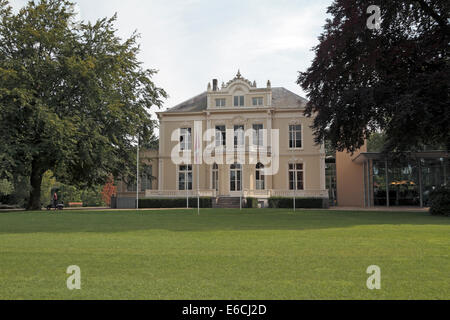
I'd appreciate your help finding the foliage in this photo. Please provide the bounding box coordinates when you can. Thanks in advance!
[429,187,450,216]
[0,0,166,210]
[40,170,57,205]
[268,197,325,209]
[101,176,117,207]
[244,197,258,208]
[298,0,449,153]
[367,132,387,152]
[0,179,13,196]
[138,198,213,209]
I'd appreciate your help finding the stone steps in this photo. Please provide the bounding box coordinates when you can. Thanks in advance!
[213,197,242,209]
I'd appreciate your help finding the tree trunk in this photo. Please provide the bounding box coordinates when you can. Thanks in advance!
[27,159,45,211]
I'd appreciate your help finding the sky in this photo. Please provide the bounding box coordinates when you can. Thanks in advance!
[10,0,332,116]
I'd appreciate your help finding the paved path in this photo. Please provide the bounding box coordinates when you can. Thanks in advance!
[329,206,429,212]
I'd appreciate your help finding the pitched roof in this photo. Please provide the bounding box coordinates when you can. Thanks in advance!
[162,87,307,113]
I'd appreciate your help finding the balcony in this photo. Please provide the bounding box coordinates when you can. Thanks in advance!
[145,189,217,198]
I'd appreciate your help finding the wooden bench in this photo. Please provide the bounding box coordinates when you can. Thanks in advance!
[68,202,83,207]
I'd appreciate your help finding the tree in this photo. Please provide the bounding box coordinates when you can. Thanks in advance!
[298,0,449,154]
[101,176,116,207]
[0,0,166,209]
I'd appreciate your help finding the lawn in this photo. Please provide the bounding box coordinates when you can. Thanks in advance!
[0,209,449,300]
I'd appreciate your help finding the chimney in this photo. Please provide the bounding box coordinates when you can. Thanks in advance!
[212,79,218,91]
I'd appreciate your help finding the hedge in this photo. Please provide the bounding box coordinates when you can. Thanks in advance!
[244,197,258,208]
[268,197,325,209]
[429,187,450,216]
[138,197,213,209]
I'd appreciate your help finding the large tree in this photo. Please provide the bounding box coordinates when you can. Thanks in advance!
[298,0,449,153]
[0,0,166,209]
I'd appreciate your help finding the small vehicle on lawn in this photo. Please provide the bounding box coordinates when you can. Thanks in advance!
[46,187,64,211]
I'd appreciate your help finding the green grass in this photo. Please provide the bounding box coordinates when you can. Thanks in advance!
[0,209,449,300]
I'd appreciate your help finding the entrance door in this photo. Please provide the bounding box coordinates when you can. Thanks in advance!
[230,163,242,193]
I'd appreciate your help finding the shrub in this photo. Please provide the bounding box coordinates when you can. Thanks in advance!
[139,197,213,209]
[429,187,450,216]
[245,197,258,208]
[268,197,325,209]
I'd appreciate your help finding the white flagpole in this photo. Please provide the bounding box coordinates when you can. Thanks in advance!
[294,166,297,212]
[137,133,139,211]
[186,165,189,209]
[194,123,200,215]
[197,164,200,215]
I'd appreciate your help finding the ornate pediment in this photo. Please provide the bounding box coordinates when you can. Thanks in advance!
[232,116,247,125]
[288,119,302,125]
[225,70,255,89]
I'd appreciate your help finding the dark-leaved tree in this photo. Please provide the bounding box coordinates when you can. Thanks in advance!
[298,0,449,153]
[0,0,166,209]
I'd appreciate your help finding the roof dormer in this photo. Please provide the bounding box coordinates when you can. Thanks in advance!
[207,71,272,110]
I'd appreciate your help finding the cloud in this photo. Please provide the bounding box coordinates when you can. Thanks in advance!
[9,0,331,120]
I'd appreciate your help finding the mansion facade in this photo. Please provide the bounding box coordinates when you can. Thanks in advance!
[116,71,328,208]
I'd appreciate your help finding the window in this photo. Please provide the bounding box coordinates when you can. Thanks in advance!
[212,163,219,191]
[256,163,265,190]
[126,181,137,192]
[252,124,264,147]
[215,99,226,107]
[289,125,302,149]
[180,128,192,151]
[178,165,193,190]
[289,163,304,190]
[141,171,152,192]
[234,96,244,107]
[234,125,244,148]
[230,163,242,191]
[252,97,263,106]
[215,126,226,147]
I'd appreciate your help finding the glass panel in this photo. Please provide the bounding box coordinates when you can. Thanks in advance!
[297,172,304,190]
[240,96,244,106]
[388,162,420,206]
[179,173,185,190]
[234,125,244,146]
[187,172,193,190]
[289,172,294,190]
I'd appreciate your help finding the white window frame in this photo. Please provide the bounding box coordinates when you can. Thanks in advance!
[180,128,192,151]
[256,163,265,190]
[215,125,226,147]
[289,124,303,150]
[234,95,244,107]
[234,125,245,148]
[211,163,219,191]
[230,163,242,192]
[252,97,264,106]
[288,163,304,190]
[215,98,226,107]
[178,165,193,191]
[252,124,264,147]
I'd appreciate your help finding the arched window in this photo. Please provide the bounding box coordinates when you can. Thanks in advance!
[212,163,219,192]
[256,163,265,190]
[230,163,242,191]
